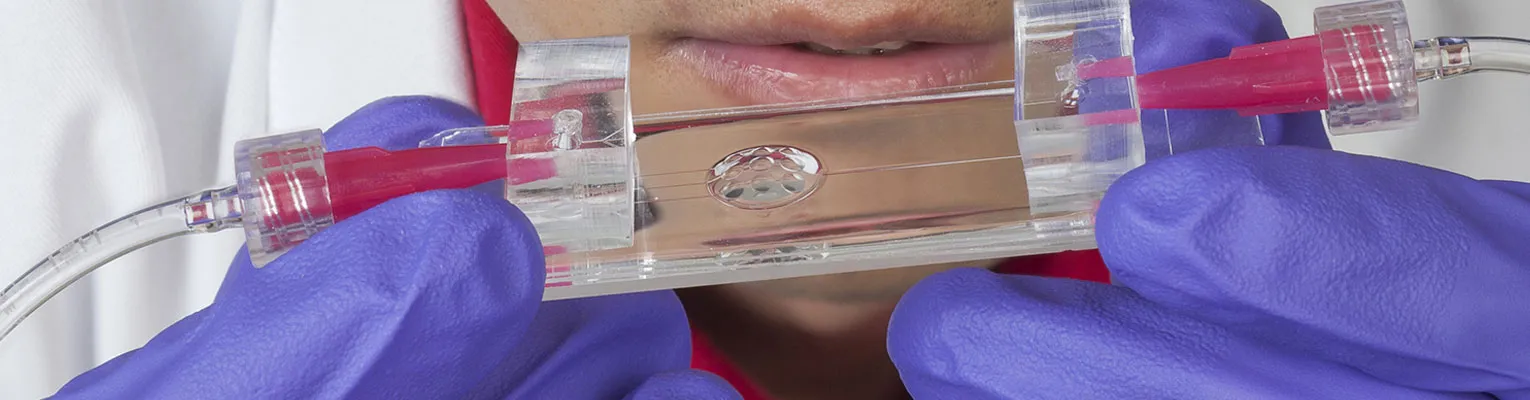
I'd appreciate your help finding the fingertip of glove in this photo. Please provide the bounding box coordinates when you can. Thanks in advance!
[351,188,544,286]
[255,189,546,311]
[890,269,1000,351]
[1095,146,1369,307]
[891,269,1121,345]
[623,371,744,400]
[889,269,1062,369]
[183,190,547,398]
[1096,147,1268,280]
[325,95,486,152]
[893,268,1006,325]
[891,269,1156,398]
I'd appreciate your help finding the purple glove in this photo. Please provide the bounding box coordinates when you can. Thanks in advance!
[891,146,1530,398]
[53,96,741,400]
[890,0,1529,398]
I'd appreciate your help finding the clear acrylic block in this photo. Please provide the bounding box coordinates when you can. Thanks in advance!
[503,37,638,256]
[469,0,1269,300]
[1015,0,1264,216]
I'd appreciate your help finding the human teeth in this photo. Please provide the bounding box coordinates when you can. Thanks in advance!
[800,41,912,56]
[865,41,911,50]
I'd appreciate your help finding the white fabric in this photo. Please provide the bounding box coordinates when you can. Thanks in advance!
[1,0,1527,398]
[0,1,471,398]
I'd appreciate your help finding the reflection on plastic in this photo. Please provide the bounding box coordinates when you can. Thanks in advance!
[437,82,1089,299]
[505,36,637,255]
[416,0,1268,300]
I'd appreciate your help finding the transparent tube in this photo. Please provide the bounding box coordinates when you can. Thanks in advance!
[1458,37,1530,75]
[1416,36,1530,80]
[0,186,243,341]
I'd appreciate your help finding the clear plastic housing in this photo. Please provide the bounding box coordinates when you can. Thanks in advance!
[1314,0,1420,135]
[503,36,637,256]
[1015,0,1264,215]
[452,76,1061,299]
[233,129,335,267]
[448,0,1269,300]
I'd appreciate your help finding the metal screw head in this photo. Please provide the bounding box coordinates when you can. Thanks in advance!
[707,146,824,210]
[552,109,584,150]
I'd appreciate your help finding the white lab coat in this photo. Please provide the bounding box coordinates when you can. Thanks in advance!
[1,0,1526,397]
[0,1,474,397]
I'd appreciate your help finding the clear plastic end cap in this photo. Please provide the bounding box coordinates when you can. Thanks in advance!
[1314,0,1420,135]
[233,129,335,267]
[504,36,636,254]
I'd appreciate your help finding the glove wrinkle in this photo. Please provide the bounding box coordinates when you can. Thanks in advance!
[624,371,746,400]
[1098,146,1530,395]
[889,269,1464,399]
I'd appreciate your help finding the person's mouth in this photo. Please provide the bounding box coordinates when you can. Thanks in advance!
[661,9,1010,105]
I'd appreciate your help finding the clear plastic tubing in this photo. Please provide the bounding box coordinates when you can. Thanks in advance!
[1417,36,1530,78]
[0,188,245,341]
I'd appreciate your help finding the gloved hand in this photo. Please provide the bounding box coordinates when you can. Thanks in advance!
[889,0,1530,398]
[891,145,1530,398]
[52,96,741,400]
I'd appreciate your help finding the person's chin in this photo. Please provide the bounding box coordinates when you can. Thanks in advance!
[727,262,986,303]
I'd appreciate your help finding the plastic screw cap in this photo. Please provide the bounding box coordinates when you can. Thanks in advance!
[1314,0,1421,135]
[233,129,336,267]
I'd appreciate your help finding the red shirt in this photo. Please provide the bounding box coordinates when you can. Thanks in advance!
[458,1,1111,398]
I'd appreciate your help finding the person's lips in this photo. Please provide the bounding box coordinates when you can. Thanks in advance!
[661,8,1009,104]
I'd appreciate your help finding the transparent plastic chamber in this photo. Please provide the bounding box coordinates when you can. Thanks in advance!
[459,0,1271,300]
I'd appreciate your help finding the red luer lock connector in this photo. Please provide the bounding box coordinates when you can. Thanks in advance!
[1130,0,1423,135]
[1135,25,1396,117]
[234,127,559,267]
[246,119,563,230]
[323,143,512,220]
